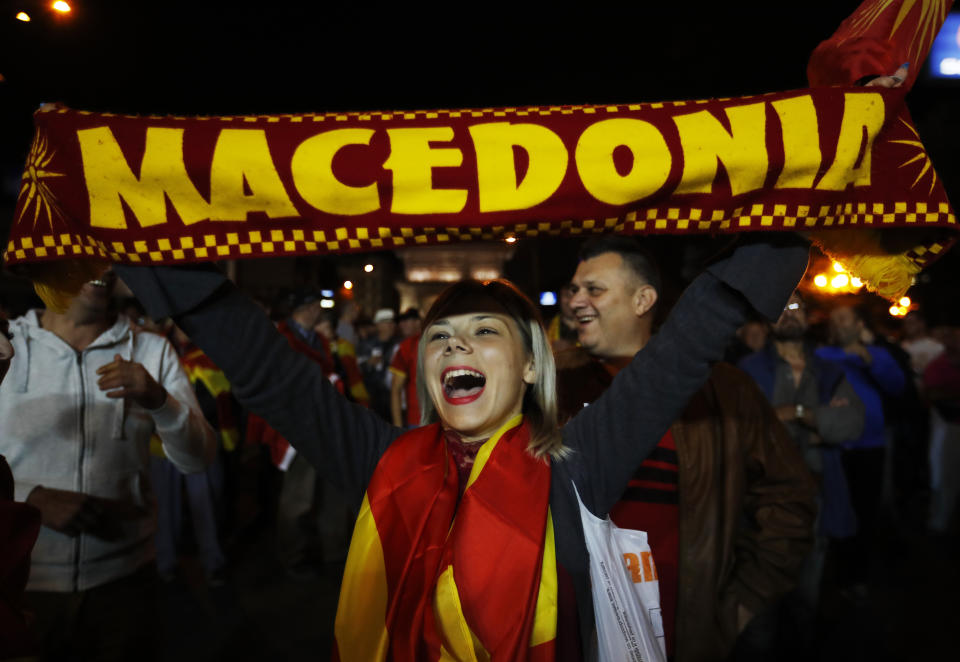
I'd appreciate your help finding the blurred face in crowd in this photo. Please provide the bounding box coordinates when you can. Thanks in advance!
[569,252,655,358]
[739,321,769,353]
[399,316,421,338]
[316,319,335,340]
[829,306,864,347]
[377,319,397,341]
[772,293,808,341]
[358,321,375,340]
[0,314,13,385]
[294,300,325,329]
[422,311,534,442]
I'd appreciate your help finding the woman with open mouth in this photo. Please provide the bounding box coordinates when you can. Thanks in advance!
[115,235,808,660]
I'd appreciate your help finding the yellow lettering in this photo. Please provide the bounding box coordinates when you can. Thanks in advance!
[209,129,297,221]
[291,129,379,215]
[816,92,884,191]
[384,127,466,214]
[674,102,768,197]
[78,126,208,229]
[773,95,822,189]
[575,119,671,205]
[468,122,567,212]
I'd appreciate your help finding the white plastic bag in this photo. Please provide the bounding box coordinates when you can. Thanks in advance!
[575,485,666,662]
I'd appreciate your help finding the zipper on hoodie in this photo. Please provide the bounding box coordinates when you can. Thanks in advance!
[73,351,85,592]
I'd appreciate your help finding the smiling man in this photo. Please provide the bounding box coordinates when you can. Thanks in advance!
[556,236,816,662]
[0,272,216,660]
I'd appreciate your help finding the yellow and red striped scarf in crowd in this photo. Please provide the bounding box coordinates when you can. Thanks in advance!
[179,346,239,451]
[334,415,557,661]
[150,344,238,457]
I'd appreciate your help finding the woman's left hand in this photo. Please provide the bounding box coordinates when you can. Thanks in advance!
[865,63,909,88]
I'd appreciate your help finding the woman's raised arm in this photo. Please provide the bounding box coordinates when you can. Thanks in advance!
[115,264,401,505]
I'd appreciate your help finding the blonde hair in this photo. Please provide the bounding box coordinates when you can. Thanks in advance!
[415,279,565,460]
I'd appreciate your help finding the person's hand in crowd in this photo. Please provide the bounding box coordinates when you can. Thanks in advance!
[847,342,874,365]
[96,353,167,409]
[865,63,909,88]
[775,404,796,423]
[27,486,101,536]
[829,395,850,408]
[26,487,140,540]
[775,403,818,429]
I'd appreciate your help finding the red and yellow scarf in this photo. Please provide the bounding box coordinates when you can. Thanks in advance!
[334,415,557,661]
[6,3,958,309]
[179,346,239,450]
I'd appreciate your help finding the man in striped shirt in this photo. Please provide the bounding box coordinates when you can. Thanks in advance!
[556,237,816,662]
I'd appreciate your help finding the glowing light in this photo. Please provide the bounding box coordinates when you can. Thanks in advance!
[15,11,30,21]
[832,262,845,273]
[320,289,334,298]
[51,1,71,13]
[343,280,353,290]
[471,268,499,280]
[940,57,960,76]
[814,274,828,288]
[899,296,911,308]
[539,291,557,306]
[899,306,909,316]
[505,236,517,244]
[363,263,374,273]
[890,305,902,316]
[320,299,334,309]
[851,277,863,288]
[831,274,849,288]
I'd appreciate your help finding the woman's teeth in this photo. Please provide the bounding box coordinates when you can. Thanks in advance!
[442,369,486,398]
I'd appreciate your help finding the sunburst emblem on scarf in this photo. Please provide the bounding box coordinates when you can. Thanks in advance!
[891,118,938,194]
[17,132,66,230]
[848,0,951,65]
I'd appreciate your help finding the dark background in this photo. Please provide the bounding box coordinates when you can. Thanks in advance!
[1,1,958,318]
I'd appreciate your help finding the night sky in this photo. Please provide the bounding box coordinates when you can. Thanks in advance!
[1,1,958,316]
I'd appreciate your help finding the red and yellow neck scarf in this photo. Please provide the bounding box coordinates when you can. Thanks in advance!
[334,415,557,661]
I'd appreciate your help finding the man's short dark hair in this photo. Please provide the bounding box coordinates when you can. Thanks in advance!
[578,236,662,295]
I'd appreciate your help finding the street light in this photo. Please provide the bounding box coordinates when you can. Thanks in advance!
[343,280,353,290]
[364,264,374,273]
[15,11,31,22]
[51,1,71,13]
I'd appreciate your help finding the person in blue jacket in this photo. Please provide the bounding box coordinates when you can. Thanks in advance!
[816,303,905,597]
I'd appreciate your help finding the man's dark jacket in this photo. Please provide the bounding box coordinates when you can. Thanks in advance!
[558,354,817,662]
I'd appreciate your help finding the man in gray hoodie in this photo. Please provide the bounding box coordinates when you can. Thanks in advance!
[0,271,216,660]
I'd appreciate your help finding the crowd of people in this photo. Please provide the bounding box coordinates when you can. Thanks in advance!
[1,229,958,661]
